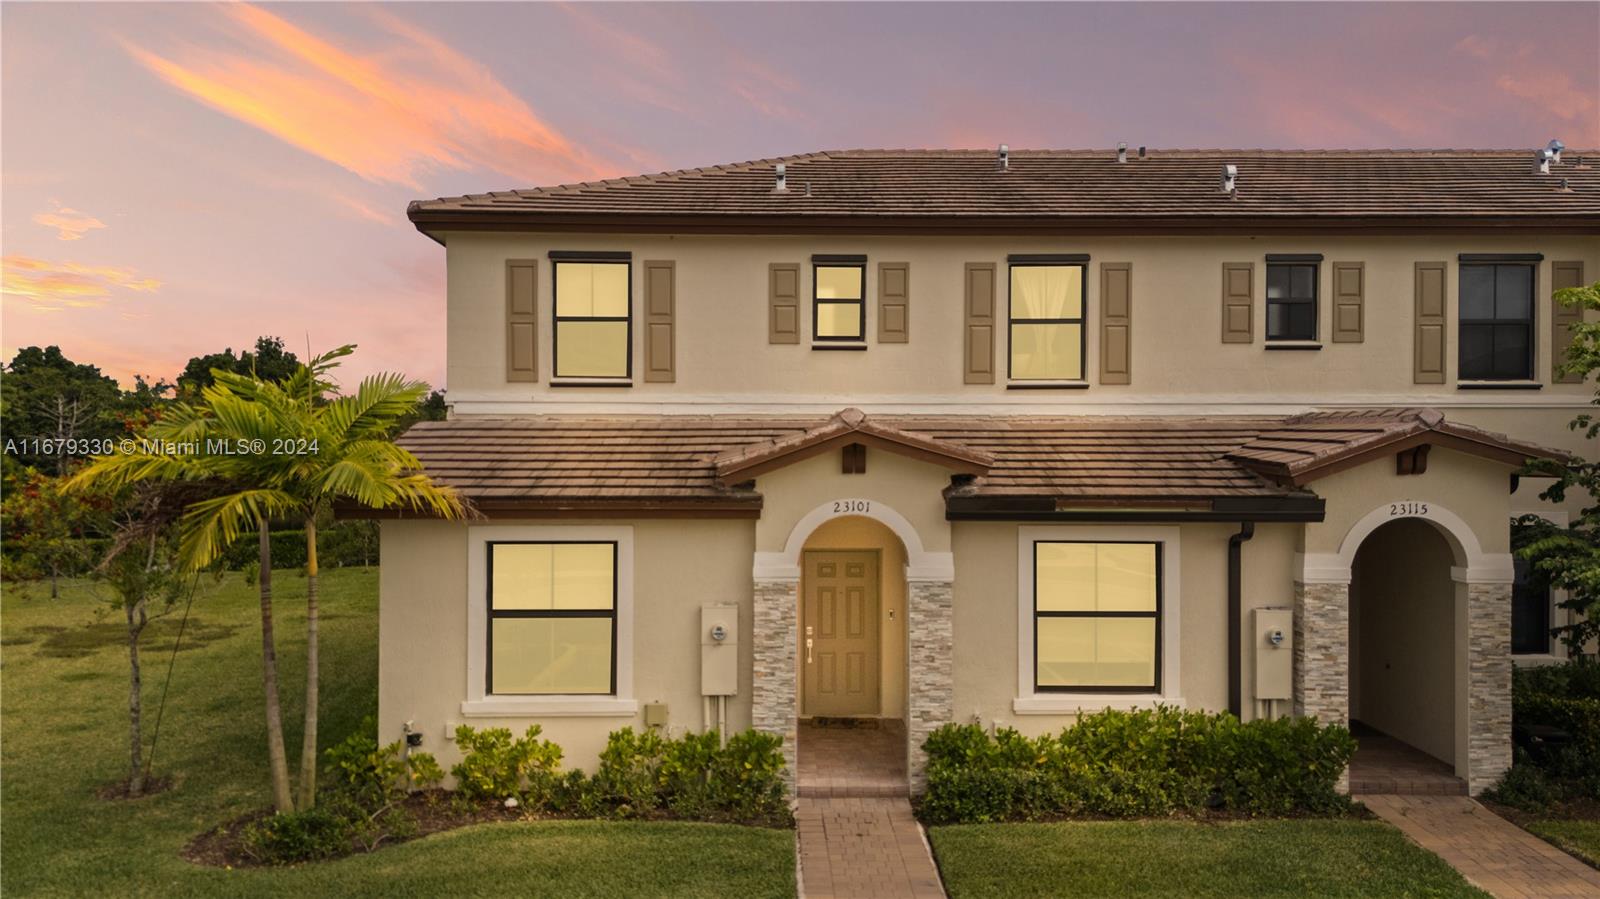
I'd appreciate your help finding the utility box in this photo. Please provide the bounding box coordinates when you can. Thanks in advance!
[1254,607,1293,701]
[701,604,738,697]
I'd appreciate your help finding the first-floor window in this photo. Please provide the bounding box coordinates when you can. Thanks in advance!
[554,260,631,378]
[1511,558,1552,655]
[1009,263,1085,380]
[1034,541,1160,691]
[488,542,616,694]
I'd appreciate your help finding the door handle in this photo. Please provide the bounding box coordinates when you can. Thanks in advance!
[805,638,814,664]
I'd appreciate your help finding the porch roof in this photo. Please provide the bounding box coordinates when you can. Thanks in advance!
[393,408,1566,518]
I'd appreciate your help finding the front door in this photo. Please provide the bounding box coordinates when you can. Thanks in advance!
[802,550,880,717]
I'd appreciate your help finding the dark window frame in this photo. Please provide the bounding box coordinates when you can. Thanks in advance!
[1008,261,1088,381]
[1459,262,1536,382]
[1265,260,1319,341]
[812,259,867,342]
[1032,540,1163,694]
[551,258,633,380]
[486,540,619,696]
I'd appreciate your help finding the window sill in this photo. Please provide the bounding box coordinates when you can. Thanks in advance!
[811,342,867,351]
[1458,380,1542,390]
[550,378,634,388]
[1265,341,1322,351]
[1512,653,1567,668]
[1006,380,1090,390]
[460,697,639,717]
[1013,695,1184,715]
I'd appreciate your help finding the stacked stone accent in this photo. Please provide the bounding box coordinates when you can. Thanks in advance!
[751,578,799,790]
[1466,581,1513,794]
[1294,580,1351,792]
[906,579,954,793]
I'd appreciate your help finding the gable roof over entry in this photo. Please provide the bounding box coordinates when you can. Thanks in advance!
[713,407,993,482]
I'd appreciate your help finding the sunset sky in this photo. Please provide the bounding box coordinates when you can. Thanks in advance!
[3,2,1596,391]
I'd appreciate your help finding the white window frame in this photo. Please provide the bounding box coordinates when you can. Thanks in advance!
[1511,509,1570,667]
[1014,524,1183,714]
[462,524,637,717]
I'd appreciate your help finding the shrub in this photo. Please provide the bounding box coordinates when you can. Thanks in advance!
[709,730,790,822]
[587,727,668,817]
[1504,660,1600,808]
[324,718,443,808]
[919,708,1355,825]
[240,804,355,865]
[450,724,563,806]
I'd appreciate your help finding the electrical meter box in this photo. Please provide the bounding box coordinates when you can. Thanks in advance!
[701,604,738,697]
[1254,607,1293,701]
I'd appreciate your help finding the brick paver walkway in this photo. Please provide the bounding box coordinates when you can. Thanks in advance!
[1361,794,1600,898]
[798,720,907,798]
[796,797,945,899]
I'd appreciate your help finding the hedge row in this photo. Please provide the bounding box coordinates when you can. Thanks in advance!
[919,707,1356,824]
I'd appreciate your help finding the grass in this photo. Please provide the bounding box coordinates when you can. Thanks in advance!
[0,569,795,898]
[929,819,1488,898]
[1525,820,1600,869]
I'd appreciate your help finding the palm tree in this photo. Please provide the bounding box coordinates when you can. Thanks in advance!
[69,346,469,811]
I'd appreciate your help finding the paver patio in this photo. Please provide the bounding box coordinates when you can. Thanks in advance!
[1361,794,1600,898]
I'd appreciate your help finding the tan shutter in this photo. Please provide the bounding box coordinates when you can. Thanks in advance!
[1221,262,1254,343]
[964,262,996,384]
[643,260,675,382]
[769,263,800,344]
[1414,261,1447,384]
[1099,262,1132,384]
[506,259,538,382]
[1331,261,1365,343]
[1552,261,1585,383]
[878,262,910,343]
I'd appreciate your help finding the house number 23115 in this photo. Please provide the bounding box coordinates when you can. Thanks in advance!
[833,500,871,514]
[1389,501,1429,516]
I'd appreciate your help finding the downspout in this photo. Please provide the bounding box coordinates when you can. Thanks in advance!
[1228,521,1256,718]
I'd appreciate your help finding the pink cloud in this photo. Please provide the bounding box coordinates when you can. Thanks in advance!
[1,256,161,310]
[32,201,106,241]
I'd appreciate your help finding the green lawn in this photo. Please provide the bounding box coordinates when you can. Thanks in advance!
[1526,820,1600,869]
[0,570,795,898]
[929,820,1488,898]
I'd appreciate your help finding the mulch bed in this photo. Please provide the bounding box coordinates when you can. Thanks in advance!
[1483,796,1600,828]
[97,774,176,801]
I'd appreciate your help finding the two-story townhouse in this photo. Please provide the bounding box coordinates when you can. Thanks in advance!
[377,147,1599,796]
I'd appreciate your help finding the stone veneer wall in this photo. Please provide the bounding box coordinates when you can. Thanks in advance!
[907,579,954,793]
[1294,580,1351,791]
[751,578,798,789]
[1466,581,1513,794]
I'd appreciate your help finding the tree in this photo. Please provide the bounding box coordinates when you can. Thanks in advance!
[390,387,447,436]
[1519,280,1600,656]
[0,469,106,596]
[177,336,300,393]
[0,346,125,473]
[69,346,470,811]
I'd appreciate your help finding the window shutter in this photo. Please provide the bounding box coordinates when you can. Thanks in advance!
[769,263,800,344]
[1221,262,1254,343]
[643,260,675,382]
[878,262,910,343]
[1331,261,1365,343]
[1553,261,1585,383]
[964,262,996,384]
[1099,263,1132,384]
[1414,261,1447,384]
[506,259,538,382]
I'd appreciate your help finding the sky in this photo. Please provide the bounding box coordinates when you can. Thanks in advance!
[2,1,1597,391]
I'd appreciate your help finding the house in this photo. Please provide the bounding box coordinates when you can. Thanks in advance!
[380,146,1598,796]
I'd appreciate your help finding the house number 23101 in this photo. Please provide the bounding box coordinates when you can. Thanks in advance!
[1389,501,1429,516]
[833,500,871,514]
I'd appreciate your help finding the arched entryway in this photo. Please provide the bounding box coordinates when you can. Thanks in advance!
[1348,518,1466,794]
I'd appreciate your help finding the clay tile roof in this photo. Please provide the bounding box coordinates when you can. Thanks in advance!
[395,409,1568,516]
[409,148,1600,235]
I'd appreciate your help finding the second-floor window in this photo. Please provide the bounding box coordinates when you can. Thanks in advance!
[1460,262,1534,381]
[553,259,631,379]
[1266,260,1318,341]
[1009,262,1085,380]
[813,257,866,341]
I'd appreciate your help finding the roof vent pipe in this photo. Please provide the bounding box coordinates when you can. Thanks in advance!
[1117,142,1128,164]
[1221,163,1238,194]
[774,163,787,192]
[998,144,1009,171]
[1547,139,1565,164]
[1559,178,1573,192]
[1534,149,1553,175]
[1138,146,1147,159]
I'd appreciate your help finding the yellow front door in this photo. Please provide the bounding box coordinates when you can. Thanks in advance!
[802,550,880,717]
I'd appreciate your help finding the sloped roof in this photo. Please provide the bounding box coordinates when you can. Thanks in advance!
[409,148,1600,236]
[395,408,1566,518]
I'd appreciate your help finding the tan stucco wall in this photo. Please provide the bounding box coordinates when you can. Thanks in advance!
[751,450,952,555]
[441,231,1597,412]
[379,517,755,774]
[803,515,908,719]
[1351,518,1457,763]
